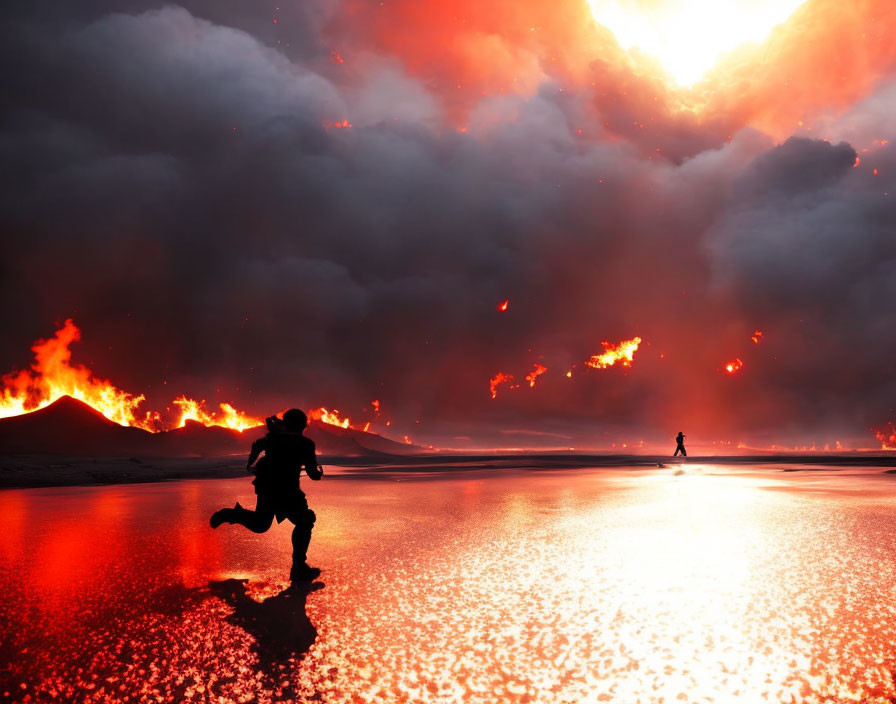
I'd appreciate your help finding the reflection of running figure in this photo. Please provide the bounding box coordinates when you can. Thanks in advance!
[673,431,687,457]
[210,409,324,583]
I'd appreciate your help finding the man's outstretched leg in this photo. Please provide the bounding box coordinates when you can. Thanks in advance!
[289,508,320,582]
[210,497,275,533]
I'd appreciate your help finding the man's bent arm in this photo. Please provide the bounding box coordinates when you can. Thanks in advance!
[306,464,324,480]
[304,443,323,480]
[247,437,265,471]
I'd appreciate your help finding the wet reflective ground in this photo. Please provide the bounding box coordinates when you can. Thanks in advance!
[3,464,896,703]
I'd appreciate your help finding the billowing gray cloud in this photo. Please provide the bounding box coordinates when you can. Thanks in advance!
[2,3,895,449]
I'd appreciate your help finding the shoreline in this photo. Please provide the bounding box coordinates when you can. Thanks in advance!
[2,452,896,489]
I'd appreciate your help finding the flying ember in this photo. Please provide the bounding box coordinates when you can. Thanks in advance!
[489,372,514,399]
[497,299,509,312]
[725,358,744,374]
[584,337,642,370]
[525,364,548,388]
[751,330,763,344]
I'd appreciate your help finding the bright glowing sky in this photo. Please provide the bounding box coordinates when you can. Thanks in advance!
[586,0,808,84]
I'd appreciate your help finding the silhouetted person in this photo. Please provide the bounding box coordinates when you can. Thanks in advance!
[674,431,687,457]
[210,409,324,582]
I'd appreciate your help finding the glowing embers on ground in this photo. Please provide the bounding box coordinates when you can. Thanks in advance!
[585,0,807,85]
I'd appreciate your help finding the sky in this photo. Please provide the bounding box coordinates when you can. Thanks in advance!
[2,0,896,450]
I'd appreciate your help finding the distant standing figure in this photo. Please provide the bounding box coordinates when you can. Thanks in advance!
[210,409,324,583]
[674,431,687,457]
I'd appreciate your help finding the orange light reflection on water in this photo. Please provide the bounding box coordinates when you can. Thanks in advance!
[4,467,896,702]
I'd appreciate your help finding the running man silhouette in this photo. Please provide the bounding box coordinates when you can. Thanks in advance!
[673,431,687,457]
[210,409,323,582]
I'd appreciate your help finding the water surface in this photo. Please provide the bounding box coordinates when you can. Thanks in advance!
[2,464,896,703]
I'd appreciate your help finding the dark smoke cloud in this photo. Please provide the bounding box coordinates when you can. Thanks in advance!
[1,3,895,448]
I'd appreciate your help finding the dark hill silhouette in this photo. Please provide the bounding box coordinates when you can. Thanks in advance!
[0,395,155,455]
[0,396,419,457]
[305,419,417,456]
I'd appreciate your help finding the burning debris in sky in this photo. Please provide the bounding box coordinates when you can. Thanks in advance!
[489,373,514,400]
[525,363,548,388]
[584,338,643,370]
[724,359,744,375]
[3,0,896,449]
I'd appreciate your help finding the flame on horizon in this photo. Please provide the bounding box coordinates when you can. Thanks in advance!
[0,320,372,434]
[173,396,262,433]
[308,407,352,429]
[0,319,154,429]
[875,422,896,450]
